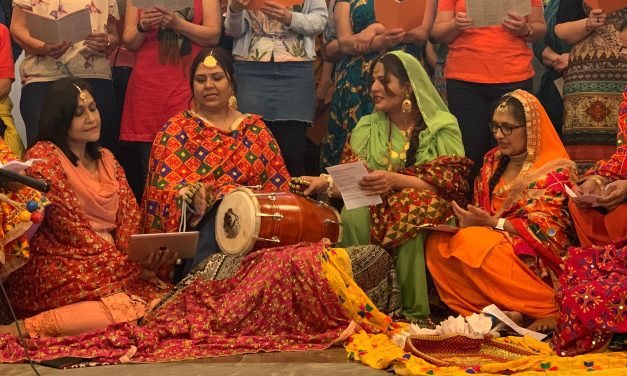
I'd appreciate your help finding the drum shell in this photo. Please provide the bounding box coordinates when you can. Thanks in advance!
[254,192,341,251]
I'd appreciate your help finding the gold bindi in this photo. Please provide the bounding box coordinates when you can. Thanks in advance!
[203,51,218,68]
[73,84,87,103]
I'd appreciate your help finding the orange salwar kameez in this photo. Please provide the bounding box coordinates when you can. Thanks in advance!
[426,90,576,320]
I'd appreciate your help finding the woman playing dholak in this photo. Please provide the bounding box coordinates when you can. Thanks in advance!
[300,50,472,322]
[426,89,576,332]
[140,48,292,279]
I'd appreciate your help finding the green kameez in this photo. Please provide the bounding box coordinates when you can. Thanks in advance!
[338,51,466,320]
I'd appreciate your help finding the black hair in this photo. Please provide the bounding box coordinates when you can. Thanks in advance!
[369,53,425,168]
[189,47,236,96]
[36,77,101,165]
[487,95,526,195]
[620,18,627,31]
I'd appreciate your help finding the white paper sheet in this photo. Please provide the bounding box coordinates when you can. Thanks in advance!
[466,0,531,28]
[131,0,193,11]
[0,159,43,173]
[326,162,383,210]
[565,185,601,207]
[482,304,547,341]
[24,8,92,45]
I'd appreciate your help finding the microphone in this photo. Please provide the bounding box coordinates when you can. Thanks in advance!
[0,169,51,192]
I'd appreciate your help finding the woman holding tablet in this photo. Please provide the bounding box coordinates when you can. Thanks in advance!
[3,77,174,338]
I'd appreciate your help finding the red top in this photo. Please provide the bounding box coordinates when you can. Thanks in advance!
[119,0,203,142]
[0,24,14,80]
[438,0,542,84]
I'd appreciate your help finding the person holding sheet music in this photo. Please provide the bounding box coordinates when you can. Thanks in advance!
[431,0,546,197]
[10,0,120,152]
[554,1,626,173]
[119,0,221,202]
[320,0,436,168]
[225,0,327,177]
[1,78,174,338]
[553,22,627,355]
[426,90,575,334]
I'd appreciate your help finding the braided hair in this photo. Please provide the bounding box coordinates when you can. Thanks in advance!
[487,95,526,195]
[405,114,426,168]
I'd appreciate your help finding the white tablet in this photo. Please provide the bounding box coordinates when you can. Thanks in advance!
[127,231,199,262]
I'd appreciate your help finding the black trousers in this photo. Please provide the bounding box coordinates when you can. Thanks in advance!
[265,120,308,177]
[446,78,533,197]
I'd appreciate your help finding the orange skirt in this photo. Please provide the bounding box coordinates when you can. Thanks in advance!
[568,201,627,248]
[425,227,558,319]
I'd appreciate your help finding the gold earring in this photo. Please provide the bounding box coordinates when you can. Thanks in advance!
[401,93,412,113]
[228,95,238,111]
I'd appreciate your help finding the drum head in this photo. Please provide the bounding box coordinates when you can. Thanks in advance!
[215,189,260,255]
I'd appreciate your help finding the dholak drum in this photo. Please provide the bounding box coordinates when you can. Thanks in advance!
[216,187,342,255]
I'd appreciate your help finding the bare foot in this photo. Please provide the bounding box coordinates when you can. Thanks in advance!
[527,317,557,333]
[503,311,524,326]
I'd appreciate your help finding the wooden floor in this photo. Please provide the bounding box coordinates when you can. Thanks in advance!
[0,347,389,376]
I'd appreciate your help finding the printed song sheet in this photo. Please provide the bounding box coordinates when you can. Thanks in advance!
[565,185,602,207]
[482,304,547,341]
[374,0,426,31]
[466,0,531,28]
[246,0,303,11]
[24,8,91,45]
[326,162,383,210]
[131,0,193,10]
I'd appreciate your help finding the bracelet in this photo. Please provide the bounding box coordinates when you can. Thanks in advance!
[519,23,533,38]
[590,175,606,189]
[320,173,334,198]
[105,34,112,48]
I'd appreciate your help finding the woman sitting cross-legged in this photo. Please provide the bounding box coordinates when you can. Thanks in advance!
[301,50,472,322]
[1,78,174,338]
[426,89,576,332]
[140,47,293,280]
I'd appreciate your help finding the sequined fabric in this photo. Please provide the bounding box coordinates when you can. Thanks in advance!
[0,243,365,363]
[553,240,627,356]
[4,142,166,316]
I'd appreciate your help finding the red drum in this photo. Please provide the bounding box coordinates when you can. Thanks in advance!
[215,188,342,255]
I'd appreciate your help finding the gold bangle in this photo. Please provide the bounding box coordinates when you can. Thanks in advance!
[590,176,606,189]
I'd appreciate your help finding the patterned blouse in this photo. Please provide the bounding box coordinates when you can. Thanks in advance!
[142,112,291,233]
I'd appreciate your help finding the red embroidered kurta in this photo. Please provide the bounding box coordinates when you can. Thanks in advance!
[142,112,291,233]
[5,142,164,316]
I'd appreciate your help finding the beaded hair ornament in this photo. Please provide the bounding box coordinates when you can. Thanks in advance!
[73,84,87,103]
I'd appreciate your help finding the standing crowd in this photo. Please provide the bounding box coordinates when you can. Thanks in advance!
[0,0,625,369]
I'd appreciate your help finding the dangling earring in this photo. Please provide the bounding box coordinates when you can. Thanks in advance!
[401,93,412,113]
[228,95,238,111]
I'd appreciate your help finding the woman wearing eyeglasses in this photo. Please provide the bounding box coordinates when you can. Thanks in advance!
[426,89,576,333]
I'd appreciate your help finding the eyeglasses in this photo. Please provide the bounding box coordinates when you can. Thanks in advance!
[490,122,525,135]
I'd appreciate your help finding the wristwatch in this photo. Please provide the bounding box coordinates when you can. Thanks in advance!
[495,217,506,231]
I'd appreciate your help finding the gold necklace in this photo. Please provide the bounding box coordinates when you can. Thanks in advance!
[509,152,527,166]
[386,117,414,171]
